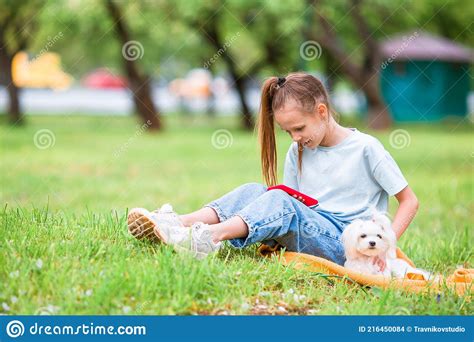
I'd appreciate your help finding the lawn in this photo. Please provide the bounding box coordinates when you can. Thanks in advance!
[0,114,472,315]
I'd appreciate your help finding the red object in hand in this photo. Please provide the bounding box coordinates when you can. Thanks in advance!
[267,184,319,207]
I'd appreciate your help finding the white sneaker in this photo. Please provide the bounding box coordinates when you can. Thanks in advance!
[156,221,222,259]
[127,204,183,242]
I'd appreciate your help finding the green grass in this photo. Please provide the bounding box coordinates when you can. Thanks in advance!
[0,114,473,315]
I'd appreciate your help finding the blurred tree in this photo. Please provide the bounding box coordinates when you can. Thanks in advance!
[305,0,473,129]
[192,17,255,130]
[36,0,209,127]
[0,0,44,125]
[168,0,255,130]
[167,0,305,130]
[305,0,392,129]
[104,0,161,130]
[413,0,473,46]
[4,0,471,130]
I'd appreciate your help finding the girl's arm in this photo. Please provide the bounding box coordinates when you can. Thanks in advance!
[392,186,419,240]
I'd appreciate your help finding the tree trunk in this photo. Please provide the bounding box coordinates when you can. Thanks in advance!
[197,18,254,130]
[361,73,392,130]
[104,0,161,130]
[129,76,160,128]
[0,36,23,125]
[309,0,392,130]
[229,72,253,130]
[6,80,22,125]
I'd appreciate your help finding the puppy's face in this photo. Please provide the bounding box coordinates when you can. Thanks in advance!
[342,214,396,259]
[353,221,390,256]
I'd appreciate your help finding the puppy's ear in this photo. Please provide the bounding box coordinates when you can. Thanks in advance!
[371,212,398,258]
[372,212,392,232]
[342,220,363,259]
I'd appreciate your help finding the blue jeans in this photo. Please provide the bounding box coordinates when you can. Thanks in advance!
[204,183,348,265]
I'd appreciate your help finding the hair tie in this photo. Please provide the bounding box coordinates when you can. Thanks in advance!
[275,77,286,89]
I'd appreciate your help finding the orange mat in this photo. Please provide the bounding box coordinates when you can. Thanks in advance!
[258,244,472,297]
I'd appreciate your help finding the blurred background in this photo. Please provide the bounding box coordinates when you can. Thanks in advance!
[1,0,472,129]
[0,0,473,213]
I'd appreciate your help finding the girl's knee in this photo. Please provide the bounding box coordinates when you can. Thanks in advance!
[241,182,267,194]
[265,188,291,202]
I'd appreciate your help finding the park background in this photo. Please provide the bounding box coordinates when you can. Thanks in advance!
[0,0,472,315]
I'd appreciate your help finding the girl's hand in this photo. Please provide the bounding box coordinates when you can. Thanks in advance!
[372,256,386,272]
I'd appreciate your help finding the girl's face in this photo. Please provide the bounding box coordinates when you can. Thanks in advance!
[274,99,329,149]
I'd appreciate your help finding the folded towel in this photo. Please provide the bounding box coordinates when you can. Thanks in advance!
[258,243,472,297]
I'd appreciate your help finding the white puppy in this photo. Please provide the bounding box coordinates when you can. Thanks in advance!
[342,213,431,279]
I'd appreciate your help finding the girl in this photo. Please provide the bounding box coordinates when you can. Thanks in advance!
[127,73,419,268]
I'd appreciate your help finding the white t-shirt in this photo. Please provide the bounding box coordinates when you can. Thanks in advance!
[283,128,408,223]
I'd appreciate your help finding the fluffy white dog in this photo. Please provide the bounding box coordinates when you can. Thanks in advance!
[342,213,431,279]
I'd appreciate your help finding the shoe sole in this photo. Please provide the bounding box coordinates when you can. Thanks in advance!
[152,220,169,244]
[127,208,162,243]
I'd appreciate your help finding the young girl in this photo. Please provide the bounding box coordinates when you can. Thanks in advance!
[127,73,419,268]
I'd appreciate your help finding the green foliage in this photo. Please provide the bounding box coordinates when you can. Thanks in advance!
[17,0,473,80]
[0,0,46,53]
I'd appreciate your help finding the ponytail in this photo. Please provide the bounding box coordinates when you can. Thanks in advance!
[257,77,279,186]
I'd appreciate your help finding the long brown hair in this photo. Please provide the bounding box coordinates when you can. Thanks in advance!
[256,72,336,186]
